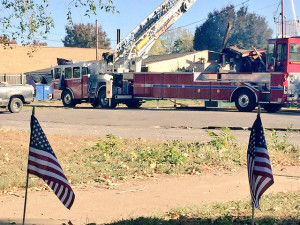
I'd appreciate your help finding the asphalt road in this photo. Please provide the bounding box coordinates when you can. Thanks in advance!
[1,106,300,144]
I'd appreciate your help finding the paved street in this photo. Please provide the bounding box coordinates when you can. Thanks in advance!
[1,105,299,144]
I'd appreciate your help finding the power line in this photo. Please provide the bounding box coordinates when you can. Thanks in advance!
[167,0,279,32]
[1,0,281,44]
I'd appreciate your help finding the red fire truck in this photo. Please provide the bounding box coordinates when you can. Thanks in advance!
[52,0,300,112]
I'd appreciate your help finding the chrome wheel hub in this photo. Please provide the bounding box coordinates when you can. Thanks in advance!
[238,94,249,107]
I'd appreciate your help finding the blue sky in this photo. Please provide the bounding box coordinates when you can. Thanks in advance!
[45,0,300,48]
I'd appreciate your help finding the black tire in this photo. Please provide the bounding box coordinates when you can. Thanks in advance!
[91,98,99,108]
[98,90,117,109]
[125,101,142,109]
[62,90,76,107]
[263,104,283,113]
[8,98,23,113]
[234,89,256,112]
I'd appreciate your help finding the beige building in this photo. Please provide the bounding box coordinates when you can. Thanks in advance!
[142,50,210,72]
[0,44,112,74]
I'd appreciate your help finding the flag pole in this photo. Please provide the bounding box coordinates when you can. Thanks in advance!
[251,104,261,225]
[251,202,255,225]
[22,106,35,225]
[22,170,29,225]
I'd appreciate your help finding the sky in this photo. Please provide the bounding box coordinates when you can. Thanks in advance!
[40,0,300,48]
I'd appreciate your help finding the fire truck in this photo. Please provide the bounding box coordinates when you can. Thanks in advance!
[52,0,300,112]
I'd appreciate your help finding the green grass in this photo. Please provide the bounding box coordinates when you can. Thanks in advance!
[106,191,300,225]
[0,128,299,190]
[64,129,298,186]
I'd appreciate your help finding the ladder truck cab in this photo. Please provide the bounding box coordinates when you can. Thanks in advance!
[52,60,116,108]
[266,37,300,104]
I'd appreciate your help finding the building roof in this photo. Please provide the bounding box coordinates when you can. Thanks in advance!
[142,51,206,65]
[223,45,265,57]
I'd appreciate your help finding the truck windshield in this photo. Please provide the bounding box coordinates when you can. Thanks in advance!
[277,43,287,61]
[267,43,275,63]
[289,44,300,61]
[54,68,61,79]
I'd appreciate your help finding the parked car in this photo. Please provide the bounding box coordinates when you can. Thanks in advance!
[0,82,34,113]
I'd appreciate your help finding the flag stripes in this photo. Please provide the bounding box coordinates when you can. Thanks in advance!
[28,115,75,209]
[247,115,274,210]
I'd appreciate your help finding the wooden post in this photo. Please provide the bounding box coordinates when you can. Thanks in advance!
[22,106,35,225]
[96,20,99,60]
[20,73,24,85]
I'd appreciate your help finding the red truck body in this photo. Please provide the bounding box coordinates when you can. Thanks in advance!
[132,72,285,103]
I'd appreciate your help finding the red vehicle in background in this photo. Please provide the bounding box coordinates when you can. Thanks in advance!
[52,37,300,112]
[51,0,300,112]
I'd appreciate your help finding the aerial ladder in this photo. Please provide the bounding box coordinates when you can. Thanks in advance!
[112,0,197,73]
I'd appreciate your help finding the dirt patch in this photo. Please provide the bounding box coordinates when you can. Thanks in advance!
[0,166,299,225]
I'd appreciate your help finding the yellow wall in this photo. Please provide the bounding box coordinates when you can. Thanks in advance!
[0,44,112,74]
[145,51,210,72]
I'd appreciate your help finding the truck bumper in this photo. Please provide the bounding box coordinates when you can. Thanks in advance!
[0,98,9,107]
[24,97,35,104]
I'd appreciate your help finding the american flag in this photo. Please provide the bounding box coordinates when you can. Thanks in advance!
[28,115,75,209]
[247,114,274,210]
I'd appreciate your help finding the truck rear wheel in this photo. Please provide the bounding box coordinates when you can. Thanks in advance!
[8,97,23,113]
[98,90,117,109]
[234,89,256,112]
[263,104,283,113]
[62,90,76,107]
[125,101,142,109]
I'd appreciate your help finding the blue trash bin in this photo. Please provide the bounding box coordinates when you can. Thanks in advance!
[35,84,52,100]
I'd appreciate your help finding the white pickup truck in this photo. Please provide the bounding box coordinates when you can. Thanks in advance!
[0,82,34,113]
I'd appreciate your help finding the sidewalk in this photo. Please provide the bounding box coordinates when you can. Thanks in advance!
[0,166,299,225]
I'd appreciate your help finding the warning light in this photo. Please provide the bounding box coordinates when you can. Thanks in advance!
[107,90,111,94]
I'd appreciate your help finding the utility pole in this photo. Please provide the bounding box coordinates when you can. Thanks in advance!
[281,0,284,38]
[117,29,121,44]
[96,20,99,60]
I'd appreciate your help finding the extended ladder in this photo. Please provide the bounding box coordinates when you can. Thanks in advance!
[113,0,196,72]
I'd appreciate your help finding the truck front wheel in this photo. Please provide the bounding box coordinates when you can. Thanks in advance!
[98,90,117,109]
[8,97,23,113]
[234,89,256,112]
[91,98,99,108]
[62,90,76,107]
[263,104,283,113]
